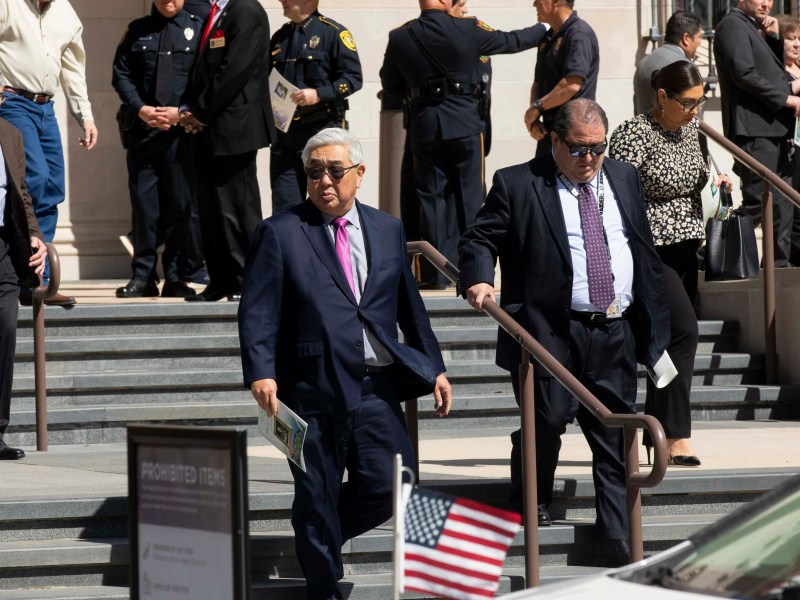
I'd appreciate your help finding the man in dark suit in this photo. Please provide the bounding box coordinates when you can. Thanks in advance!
[380,0,545,289]
[714,0,800,266]
[459,99,670,567]
[0,115,47,459]
[180,0,275,301]
[238,128,451,600]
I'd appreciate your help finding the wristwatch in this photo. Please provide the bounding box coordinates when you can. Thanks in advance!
[531,98,544,112]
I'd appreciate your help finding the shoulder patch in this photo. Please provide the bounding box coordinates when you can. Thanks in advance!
[339,30,357,52]
[479,55,490,63]
[476,19,493,32]
[319,16,341,31]
[118,27,129,46]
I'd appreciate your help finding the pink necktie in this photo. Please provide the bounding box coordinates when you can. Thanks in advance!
[333,217,356,294]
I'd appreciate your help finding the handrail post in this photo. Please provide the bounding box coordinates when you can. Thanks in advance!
[624,425,643,562]
[520,349,539,588]
[761,181,777,383]
[32,243,60,452]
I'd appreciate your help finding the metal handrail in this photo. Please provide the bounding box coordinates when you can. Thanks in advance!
[698,121,800,383]
[31,243,60,451]
[406,240,668,587]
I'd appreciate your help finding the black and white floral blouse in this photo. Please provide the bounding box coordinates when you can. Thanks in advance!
[609,112,709,246]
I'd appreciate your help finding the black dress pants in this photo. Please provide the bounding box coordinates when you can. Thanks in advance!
[126,131,193,282]
[194,142,262,294]
[0,233,19,440]
[644,255,699,441]
[411,134,484,287]
[289,373,415,600]
[509,317,637,540]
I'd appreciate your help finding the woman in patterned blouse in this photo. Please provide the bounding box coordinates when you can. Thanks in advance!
[610,61,731,467]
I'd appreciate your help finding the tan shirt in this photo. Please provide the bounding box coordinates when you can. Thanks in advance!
[0,0,93,124]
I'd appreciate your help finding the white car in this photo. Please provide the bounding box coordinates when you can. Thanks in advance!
[504,474,800,599]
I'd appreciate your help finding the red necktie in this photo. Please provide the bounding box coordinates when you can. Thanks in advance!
[199,1,219,50]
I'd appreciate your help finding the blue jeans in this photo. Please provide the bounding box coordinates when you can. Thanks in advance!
[0,93,66,283]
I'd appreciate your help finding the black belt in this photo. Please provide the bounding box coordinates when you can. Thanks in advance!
[408,82,478,100]
[570,309,627,325]
[292,104,336,124]
[3,87,52,104]
[364,364,389,375]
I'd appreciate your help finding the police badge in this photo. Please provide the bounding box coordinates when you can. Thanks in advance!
[184,27,194,41]
[309,35,320,49]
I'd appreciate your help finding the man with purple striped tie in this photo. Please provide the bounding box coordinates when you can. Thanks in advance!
[238,128,452,600]
[459,99,671,568]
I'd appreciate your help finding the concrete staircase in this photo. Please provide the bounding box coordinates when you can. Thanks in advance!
[1,296,798,598]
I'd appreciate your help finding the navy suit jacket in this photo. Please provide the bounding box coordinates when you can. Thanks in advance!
[458,154,670,375]
[238,201,446,415]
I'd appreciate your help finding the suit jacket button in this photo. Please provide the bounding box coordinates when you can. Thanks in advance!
[356,340,363,347]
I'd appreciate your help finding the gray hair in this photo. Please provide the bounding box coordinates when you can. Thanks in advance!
[301,127,364,165]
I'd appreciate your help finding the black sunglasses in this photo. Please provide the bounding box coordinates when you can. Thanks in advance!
[304,164,361,181]
[666,91,708,113]
[564,139,608,157]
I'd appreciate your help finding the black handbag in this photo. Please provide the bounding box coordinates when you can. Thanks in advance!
[704,189,759,281]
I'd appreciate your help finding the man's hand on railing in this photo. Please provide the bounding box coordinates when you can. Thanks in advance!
[29,237,46,275]
[785,95,800,117]
[466,283,496,311]
[433,373,452,417]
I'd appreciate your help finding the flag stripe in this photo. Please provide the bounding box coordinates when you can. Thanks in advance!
[405,572,497,598]
[405,553,500,582]
[456,497,523,524]
[436,539,506,565]
[452,500,522,531]
[442,528,508,554]
[446,514,518,544]
[405,544,504,575]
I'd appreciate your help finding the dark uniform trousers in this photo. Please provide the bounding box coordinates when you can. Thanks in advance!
[509,317,636,541]
[126,129,193,282]
[194,139,262,294]
[290,372,414,600]
[0,231,19,438]
[412,134,484,287]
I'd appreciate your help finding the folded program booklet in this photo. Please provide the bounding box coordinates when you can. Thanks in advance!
[257,400,308,472]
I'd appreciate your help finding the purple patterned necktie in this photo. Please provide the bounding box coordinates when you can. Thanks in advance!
[578,183,615,311]
[333,217,356,294]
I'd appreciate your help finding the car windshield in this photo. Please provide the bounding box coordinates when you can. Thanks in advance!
[667,486,800,598]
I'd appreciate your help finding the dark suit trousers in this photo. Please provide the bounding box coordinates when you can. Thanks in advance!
[411,134,484,286]
[735,136,800,267]
[0,232,20,440]
[644,255,699,442]
[194,144,262,293]
[509,318,637,540]
[289,373,415,600]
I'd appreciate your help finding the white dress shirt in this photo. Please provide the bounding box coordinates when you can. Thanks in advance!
[0,0,93,124]
[557,168,635,313]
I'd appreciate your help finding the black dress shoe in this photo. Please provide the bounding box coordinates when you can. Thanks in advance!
[161,280,196,298]
[594,538,631,568]
[227,293,241,301]
[669,455,701,467]
[0,444,25,460]
[538,507,551,526]
[116,278,159,298]
[417,282,447,291]
[19,290,77,307]
[185,287,235,302]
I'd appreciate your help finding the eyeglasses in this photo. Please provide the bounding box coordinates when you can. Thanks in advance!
[304,164,361,181]
[666,91,708,113]
[564,139,608,157]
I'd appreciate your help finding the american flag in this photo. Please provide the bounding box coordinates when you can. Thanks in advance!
[401,486,522,599]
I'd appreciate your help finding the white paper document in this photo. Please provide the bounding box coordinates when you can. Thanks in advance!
[257,400,308,472]
[269,70,299,133]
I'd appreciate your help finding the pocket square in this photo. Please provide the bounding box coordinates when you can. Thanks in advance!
[212,29,225,38]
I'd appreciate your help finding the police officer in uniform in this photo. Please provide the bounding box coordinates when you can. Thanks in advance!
[380,0,545,288]
[112,0,201,298]
[270,0,362,214]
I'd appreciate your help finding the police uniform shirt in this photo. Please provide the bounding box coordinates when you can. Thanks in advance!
[534,11,599,129]
[270,11,362,112]
[113,9,203,114]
